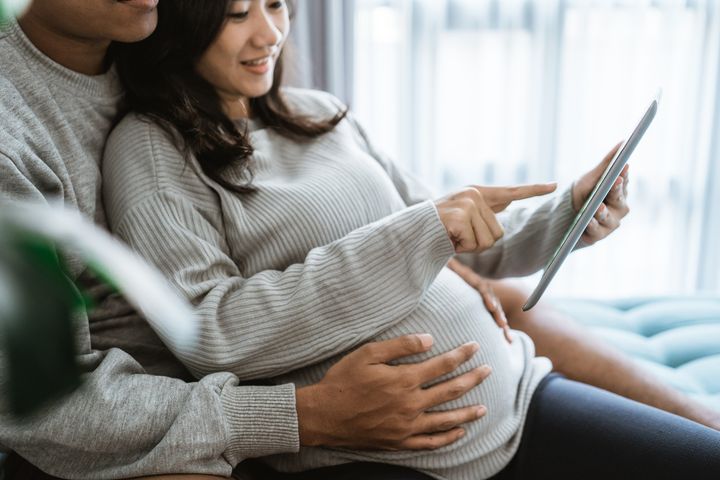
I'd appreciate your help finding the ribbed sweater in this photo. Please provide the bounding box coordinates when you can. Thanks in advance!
[0,18,300,479]
[103,88,577,479]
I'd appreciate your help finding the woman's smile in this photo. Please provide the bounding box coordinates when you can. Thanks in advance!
[240,54,273,74]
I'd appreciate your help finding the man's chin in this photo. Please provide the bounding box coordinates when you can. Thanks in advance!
[108,14,158,43]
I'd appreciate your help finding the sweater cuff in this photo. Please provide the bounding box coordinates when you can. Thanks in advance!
[556,186,589,251]
[220,382,299,465]
[420,199,457,263]
[557,187,578,232]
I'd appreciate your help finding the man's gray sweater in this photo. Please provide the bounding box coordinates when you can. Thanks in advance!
[0,18,299,480]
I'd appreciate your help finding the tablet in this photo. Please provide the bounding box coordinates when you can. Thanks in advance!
[522,91,660,311]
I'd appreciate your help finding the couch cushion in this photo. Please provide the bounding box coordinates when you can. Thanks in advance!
[554,296,720,412]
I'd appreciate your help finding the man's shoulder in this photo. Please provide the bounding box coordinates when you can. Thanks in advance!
[0,24,31,105]
[0,74,33,162]
[0,33,46,157]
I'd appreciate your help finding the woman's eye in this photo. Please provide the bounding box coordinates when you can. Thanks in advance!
[268,1,284,10]
[227,11,249,21]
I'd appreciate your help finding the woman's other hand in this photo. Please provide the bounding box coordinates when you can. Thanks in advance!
[447,258,513,344]
[435,183,558,253]
[571,143,631,246]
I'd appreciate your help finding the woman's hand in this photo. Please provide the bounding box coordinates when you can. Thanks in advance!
[571,143,631,246]
[435,183,558,253]
[296,334,492,450]
[447,258,513,343]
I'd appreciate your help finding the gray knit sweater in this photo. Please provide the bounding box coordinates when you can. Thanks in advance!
[0,18,300,479]
[103,89,577,479]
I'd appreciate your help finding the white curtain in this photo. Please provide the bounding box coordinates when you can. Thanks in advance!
[287,0,355,102]
[350,0,720,299]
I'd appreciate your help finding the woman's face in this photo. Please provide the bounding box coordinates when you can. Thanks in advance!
[196,0,290,118]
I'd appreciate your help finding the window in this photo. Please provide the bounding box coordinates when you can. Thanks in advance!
[352,0,720,298]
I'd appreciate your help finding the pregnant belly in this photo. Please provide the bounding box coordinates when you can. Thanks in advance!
[375,268,534,429]
[271,267,550,471]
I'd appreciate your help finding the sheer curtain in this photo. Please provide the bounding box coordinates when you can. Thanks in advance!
[287,0,355,101]
[349,0,720,299]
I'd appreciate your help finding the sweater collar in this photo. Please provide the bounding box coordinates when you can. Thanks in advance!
[3,17,123,101]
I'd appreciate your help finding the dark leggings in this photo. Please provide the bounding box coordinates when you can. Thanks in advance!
[6,375,720,480]
[490,373,720,480]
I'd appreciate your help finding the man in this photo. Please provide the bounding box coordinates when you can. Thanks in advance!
[0,1,716,479]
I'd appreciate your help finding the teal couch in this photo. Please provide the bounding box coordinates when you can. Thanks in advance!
[555,296,720,411]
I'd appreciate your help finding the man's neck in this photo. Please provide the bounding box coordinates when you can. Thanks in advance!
[17,11,109,76]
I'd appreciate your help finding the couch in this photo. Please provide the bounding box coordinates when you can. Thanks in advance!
[555,295,720,411]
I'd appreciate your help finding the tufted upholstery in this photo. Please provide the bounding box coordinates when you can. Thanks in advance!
[554,296,720,412]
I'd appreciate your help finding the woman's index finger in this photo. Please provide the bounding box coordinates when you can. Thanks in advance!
[476,183,558,206]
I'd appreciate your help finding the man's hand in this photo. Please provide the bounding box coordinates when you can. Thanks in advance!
[447,258,512,343]
[571,143,631,246]
[296,334,491,450]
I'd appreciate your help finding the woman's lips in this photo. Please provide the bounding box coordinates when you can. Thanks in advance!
[117,0,159,11]
[241,57,271,75]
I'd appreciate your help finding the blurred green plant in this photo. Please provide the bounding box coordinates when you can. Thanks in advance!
[0,227,83,416]
[0,200,196,418]
[0,0,30,23]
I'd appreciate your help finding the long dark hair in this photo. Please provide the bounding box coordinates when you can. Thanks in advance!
[111,0,347,194]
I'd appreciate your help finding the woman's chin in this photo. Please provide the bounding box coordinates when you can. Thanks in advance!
[238,79,275,98]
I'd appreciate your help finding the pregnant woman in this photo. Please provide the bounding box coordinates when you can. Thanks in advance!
[103,1,720,479]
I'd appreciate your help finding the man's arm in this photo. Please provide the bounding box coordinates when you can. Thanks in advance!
[0,152,297,478]
[0,348,298,479]
[1,333,487,479]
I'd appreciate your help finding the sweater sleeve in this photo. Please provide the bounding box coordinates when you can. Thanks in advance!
[112,190,455,381]
[458,187,577,278]
[0,350,298,479]
[0,152,300,479]
[102,114,455,382]
[346,114,578,279]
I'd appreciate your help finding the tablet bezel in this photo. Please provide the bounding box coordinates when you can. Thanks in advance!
[522,92,660,311]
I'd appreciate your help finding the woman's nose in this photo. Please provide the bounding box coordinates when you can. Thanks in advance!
[250,11,284,48]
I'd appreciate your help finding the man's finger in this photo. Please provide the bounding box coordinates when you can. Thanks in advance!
[413,405,486,435]
[359,334,435,363]
[475,183,558,212]
[398,428,466,450]
[420,365,492,409]
[413,342,480,384]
